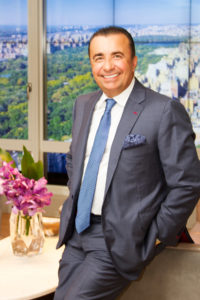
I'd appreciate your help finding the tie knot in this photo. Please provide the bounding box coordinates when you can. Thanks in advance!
[105,98,116,112]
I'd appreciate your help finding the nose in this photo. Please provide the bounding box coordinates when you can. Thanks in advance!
[103,57,114,71]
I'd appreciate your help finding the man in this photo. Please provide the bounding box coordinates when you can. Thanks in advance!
[54,26,200,300]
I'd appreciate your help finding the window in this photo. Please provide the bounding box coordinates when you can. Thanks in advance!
[42,0,114,188]
[0,0,28,140]
[0,0,40,160]
[0,0,200,207]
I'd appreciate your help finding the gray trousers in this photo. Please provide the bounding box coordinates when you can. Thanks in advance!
[54,220,130,300]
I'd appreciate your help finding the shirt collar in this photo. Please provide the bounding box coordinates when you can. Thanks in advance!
[98,77,135,108]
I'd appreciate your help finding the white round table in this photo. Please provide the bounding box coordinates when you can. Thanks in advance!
[0,236,64,300]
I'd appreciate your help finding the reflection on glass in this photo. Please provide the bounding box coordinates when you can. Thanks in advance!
[45,0,113,142]
[191,0,200,42]
[45,0,200,151]
[189,0,200,147]
[0,0,28,139]
[44,152,68,186]
[135,43,189,99]
[115,0,190,43]
[7,151,23,170]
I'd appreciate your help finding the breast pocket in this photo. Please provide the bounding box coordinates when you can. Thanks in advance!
[121,144,154,162]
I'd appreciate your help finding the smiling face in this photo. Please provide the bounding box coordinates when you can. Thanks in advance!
[89,33,137,97]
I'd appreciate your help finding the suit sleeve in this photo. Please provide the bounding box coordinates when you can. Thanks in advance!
[156,99,200,245]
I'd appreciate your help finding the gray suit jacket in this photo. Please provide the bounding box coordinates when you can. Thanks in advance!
[57,79,200,280]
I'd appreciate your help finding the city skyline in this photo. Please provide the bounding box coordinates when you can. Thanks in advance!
[0,0,199,26]
[0,0,200,144]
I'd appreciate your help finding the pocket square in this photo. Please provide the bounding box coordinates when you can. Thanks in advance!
[123,134,146,149]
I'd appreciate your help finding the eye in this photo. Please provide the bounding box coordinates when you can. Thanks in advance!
[94,56,103,62]
[113,53,122,59]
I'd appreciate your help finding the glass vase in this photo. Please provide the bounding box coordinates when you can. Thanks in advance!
[9,210,45,256]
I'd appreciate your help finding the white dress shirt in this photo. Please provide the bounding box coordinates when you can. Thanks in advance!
[82,78,135,215]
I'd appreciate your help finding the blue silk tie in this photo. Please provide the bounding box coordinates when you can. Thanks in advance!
[75,98,116,233]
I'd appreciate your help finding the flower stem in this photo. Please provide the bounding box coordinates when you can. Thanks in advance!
[22,215,32,236]
[16,212,20,235]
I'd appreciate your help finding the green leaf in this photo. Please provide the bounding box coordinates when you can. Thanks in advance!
[21,146,34,178]
[34,161,43,179]
[25,161,43,180]
[0,148,16,168]
[21,146,43,180]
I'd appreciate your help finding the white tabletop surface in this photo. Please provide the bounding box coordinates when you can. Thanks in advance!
[0,236,64,300]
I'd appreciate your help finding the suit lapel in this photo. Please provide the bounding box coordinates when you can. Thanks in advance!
[104,79,146,196]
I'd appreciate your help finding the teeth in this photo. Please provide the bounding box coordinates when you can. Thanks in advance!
[104,74,118,78]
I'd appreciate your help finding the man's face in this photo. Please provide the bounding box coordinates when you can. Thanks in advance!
[89,33,137,97]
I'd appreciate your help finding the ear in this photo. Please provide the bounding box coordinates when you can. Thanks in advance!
[132,56,138,71]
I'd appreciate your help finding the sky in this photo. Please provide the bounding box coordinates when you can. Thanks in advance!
[0,0,199,26]
[0,0,27,26]
[47,0,199,26]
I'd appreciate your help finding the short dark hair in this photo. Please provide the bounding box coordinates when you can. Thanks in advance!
[88,26,136,58]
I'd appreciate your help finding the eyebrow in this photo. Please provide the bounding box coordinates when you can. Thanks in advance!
[112,51,124,56]
[92,51,124,60]
[92,53,103,60]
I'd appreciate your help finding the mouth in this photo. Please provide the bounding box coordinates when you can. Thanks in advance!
[103,73,119,79]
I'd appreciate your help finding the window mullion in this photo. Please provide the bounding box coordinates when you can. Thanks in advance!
[28,0,41,161]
